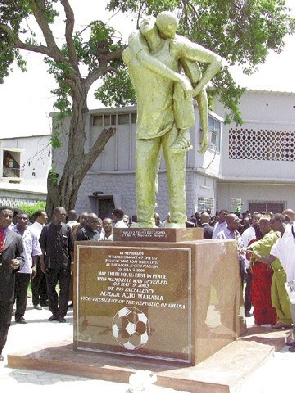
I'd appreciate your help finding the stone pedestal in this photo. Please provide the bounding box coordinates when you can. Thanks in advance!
[74,229,245,365]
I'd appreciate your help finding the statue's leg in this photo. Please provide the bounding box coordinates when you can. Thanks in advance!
[163,127,187,228]
[196,90,209,153]
[135,137,161,227]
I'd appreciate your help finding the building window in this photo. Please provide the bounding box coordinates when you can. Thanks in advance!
[200,115,221,152]
[248,201,285,214]
[93,115,103,127]
[104,116,111,127]
[131,113,137,124]
[209,116,221,152]
[92,113,134,127]
[118,114,130,125]
[198,197,214,214]
[93,114,113,127]
[2,150,20,178]
[229,129,295,161]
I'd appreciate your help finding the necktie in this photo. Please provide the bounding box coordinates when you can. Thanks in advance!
[0,229,4,253]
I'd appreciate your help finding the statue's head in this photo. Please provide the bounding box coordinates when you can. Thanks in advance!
[156,11,178,39]
[140,16,157,37]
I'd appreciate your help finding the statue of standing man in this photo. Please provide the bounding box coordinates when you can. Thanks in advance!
[123,11,223,228]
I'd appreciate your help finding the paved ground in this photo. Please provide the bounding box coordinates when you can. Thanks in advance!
[0,300,294,392]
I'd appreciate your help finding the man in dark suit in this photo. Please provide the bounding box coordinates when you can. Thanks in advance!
[199,212,213,239]
[40,207,74,323]
[0,207,23,361]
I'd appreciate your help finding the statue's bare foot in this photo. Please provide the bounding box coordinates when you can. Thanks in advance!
[166,222,186,229]
[170,136,193,153]
[131,222,156,228]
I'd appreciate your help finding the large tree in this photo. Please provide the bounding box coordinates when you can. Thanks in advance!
[0,0,123,218]
[0,1,294,217]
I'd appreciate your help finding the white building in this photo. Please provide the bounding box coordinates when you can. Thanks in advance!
[0,134,51,208]
[214,90,295,214]
[3,90,293,218]
[50,89,295,220]
[51,101,223,220]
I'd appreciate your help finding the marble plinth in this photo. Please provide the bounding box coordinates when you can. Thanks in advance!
[74,235,245,365]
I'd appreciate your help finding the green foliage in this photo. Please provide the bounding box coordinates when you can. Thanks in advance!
[18,201,46,216]
[74,21,123,71]
[48,166,59,185]
[108,0,179,16]
[42,18,124,117]
[213,67,245,125]
[44,55,73,116]
[50,130,62,148]
[43,0,59,23]
[0,0,40,83]
[95,67,136,107]
[0,0,294,127]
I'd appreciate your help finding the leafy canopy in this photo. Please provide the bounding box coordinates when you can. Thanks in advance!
[0,0,294,125]
[0,0,125,116]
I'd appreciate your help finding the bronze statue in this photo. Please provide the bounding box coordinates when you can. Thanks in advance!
[123,11,222,228]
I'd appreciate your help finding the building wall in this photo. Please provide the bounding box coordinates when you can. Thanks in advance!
[213,90,295,213]
[214,90,295,181]
[60,103,222,220]
[217,182,295,214]
[52,90,295,218]
[74,163,218,221]
[0,134,51,207]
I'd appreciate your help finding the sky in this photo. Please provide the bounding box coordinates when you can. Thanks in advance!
[0,0,294,139]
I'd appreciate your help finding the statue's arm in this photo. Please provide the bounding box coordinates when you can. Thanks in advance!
[173,37,223,95]
[125,32,192,92]
[137,49,187,84]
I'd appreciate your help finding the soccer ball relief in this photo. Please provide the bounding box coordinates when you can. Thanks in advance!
[112,307,150,350]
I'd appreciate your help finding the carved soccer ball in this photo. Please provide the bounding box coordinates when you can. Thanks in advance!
[112,307,150,350]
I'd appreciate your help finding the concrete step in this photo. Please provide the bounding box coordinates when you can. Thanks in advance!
[8,322,289,393]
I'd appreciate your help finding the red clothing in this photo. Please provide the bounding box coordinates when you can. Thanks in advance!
[251,261,277,325]
[0,228,4,252]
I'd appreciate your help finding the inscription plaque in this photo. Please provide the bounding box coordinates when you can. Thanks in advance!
[74,245,192,363]
[113,227,203,242]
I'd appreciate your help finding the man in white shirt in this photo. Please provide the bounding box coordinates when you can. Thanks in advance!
[13,212,39,323]
[30,210,48,309]
[217,213,246,283]
[112,208,128,228]
[212,210,228,239]
[66,210,78,228]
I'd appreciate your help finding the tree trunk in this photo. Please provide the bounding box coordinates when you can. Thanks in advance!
[45,81,115,219]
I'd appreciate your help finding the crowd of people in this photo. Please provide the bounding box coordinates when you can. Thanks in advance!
[0,205,126,361]
[197,207,295,352]
[1,204,295,362]
[159,207,295,351]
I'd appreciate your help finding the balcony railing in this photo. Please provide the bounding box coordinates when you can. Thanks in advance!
[3,166,21,178]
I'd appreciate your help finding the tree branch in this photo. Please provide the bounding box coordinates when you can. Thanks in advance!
[85,47,124,88]
[60,0,78,69]
[85,66,118,88]
[87,127,116,164]
[28,0,65,63]
[0,22,50,55]
[101,47,125,64]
